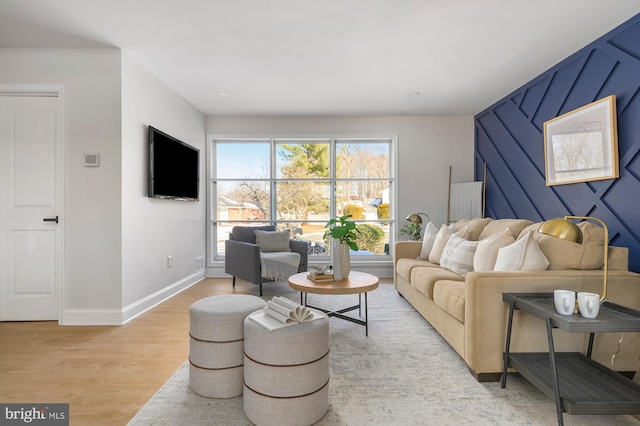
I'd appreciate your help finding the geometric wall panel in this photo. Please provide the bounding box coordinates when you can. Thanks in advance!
[475,13,640,272]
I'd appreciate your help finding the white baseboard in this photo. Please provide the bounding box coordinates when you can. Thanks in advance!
[61,308,124,326]
[60,271,206,326]
[121,271,206,324]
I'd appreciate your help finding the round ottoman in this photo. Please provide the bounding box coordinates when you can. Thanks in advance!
[189,294,266,398]
[243,313,330,426]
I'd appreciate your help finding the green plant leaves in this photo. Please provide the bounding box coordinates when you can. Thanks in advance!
[323,214,360,250]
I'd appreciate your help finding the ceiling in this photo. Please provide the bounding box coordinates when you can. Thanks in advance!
[1,1,640,116]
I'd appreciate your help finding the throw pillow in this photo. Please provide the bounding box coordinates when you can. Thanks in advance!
[429,225,468,265]
[473,228,515,272]
[254,230,291,252]
[418,222,439,260]
[440,234,479,277]
[428,225,453,265]
[494,230,549,271]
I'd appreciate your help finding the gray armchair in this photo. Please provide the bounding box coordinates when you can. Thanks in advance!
[225,225,308,296]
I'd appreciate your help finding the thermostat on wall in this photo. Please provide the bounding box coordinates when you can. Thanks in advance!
[83,153,100,167]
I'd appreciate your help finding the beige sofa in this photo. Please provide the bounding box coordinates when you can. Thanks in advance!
[394,218,640,382]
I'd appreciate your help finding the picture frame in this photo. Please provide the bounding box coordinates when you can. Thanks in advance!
[543,95,619,186]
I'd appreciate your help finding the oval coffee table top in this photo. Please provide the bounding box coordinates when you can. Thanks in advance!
[288,270,379,295]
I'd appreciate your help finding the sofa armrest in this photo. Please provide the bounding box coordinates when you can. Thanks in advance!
[393,241,421,262]
[225,239,262,283]
[463,269,640,375]
[393,241,421,277]
[609,246,628,271]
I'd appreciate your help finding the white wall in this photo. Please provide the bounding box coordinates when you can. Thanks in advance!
[0,49,123,320]
[207,115,474,276]
[121,53,206,316]
[0,48,207,324]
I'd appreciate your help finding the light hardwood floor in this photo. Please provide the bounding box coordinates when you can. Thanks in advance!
[0,278,263,426]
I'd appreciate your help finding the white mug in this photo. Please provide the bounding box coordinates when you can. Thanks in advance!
[554,290,576,315]
[578,292,601,319]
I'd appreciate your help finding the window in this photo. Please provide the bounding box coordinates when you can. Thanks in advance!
[209,137,395,261]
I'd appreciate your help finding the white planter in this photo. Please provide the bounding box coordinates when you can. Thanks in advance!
[331,238,351,280]
[340,243,351,279]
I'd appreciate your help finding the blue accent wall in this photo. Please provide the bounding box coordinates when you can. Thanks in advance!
[475,13,640,272]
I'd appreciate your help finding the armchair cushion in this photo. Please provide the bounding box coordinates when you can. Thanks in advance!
[231,225,276,243]
[254,230,292,252]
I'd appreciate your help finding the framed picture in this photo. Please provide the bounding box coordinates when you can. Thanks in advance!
[543,95,619,186]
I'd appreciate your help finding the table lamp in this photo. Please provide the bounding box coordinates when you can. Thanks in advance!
[405,212,430,225]
[537,216,608,302]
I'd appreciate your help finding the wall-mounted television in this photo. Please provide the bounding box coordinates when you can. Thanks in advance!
[148,126,199,201]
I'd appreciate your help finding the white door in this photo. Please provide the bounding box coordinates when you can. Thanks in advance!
[0,95,62,321]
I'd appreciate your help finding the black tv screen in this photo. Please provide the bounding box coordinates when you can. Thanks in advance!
[148,126,199,201]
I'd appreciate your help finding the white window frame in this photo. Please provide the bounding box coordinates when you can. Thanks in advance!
[207,135,398,266]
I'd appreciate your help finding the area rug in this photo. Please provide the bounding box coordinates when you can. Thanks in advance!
[128,282,639,425]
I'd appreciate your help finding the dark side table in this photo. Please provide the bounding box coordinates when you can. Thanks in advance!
[501,292,640,426]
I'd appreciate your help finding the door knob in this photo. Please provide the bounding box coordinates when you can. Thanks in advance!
[43,216,59,224]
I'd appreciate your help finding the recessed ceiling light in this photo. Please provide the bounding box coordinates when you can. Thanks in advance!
[217,91,231,98]
[406,92,420,98]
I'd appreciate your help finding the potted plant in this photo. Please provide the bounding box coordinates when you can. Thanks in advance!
[324,214,360,250]
[324,214,360,280]
[399,222,422,240]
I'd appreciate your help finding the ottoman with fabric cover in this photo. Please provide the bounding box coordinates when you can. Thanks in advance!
[189,294,266,398]
[243,312,330,426]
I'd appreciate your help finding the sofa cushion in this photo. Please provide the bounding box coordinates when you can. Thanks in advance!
[253,230,292,252]
[418,222,439,260]
[453,218,492,241]
[520,222,605,270]
[494,230,549,271]
[411,267,463,300]
[477,219,533,240]
[396,258,438,283]
[433,280,466,323]
[440,235,479,277]
[473,228,515,272]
